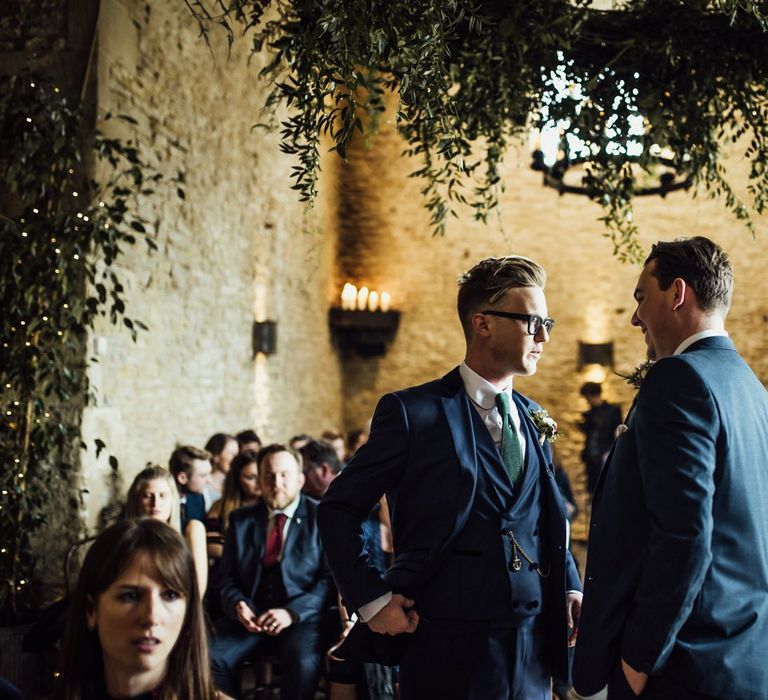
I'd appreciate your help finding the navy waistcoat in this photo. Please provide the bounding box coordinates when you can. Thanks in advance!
[416,401,548,623]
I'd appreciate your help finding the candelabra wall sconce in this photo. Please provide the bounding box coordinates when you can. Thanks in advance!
[329,283,400,357]
[252,320,277,357]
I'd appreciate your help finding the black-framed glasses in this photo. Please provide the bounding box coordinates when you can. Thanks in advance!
[482,310,555,335]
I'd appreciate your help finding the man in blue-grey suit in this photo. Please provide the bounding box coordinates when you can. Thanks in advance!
[319,256,582,700]
[573,237,768,700]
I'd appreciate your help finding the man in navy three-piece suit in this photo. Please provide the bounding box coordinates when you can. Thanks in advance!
[319,256,582,700]
[574,237,768,700]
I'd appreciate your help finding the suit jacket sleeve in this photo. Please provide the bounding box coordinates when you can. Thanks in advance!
[218,513,256,622]
[620,359,717,673]
[318,392,409,612]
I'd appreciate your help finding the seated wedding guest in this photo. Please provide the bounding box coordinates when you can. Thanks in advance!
[299,439,342,500]
[235,429,261,453]
[205,433,239,508]
[320,430,346,464]
[54,518,220,700]
[210,444,331,700]
[289,433,312,451]
[126,465,208,595]
[169,445,212,533]
[206,450,261,560]
[346,428,369,458]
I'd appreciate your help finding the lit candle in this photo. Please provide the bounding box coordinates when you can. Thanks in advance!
[368,290,379,311]
[356,286,369,311]
[341,283,357,310]
[380,292,391,312]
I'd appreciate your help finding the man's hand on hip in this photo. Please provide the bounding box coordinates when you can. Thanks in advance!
[367,593,419,635]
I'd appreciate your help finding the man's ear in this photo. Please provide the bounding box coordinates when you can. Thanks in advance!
[472,311,492,337]
[672,278,687,310]
[177,471,188,486]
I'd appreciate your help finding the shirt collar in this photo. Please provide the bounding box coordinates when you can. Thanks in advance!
[459,361,512,410]
[673,329,729,356]
[270,494,301,520]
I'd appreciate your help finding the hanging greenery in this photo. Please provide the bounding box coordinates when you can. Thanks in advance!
[0,74,178,622]
[185,0,767,261]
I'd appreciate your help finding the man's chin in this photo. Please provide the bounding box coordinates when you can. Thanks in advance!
[264,495,293,510]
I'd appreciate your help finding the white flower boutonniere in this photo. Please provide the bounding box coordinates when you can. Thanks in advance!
[529,409,562,445]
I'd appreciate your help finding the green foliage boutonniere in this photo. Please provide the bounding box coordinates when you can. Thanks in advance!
[617,359,654,390]
[529,409,562,445]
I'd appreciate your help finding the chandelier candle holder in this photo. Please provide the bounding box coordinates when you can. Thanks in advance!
[330,283,399,356]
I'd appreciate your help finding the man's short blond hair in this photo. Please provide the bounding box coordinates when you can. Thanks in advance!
[457,256,546,341]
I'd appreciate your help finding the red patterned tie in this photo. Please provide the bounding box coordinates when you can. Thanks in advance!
[262,513,287,567]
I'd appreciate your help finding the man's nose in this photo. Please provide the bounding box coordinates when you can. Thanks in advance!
[631,309,641,327]
[535,325,550,343]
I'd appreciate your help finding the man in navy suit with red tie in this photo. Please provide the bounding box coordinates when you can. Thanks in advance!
[573,237,768,699]
[210,444,331,700]
[319,256,581,699]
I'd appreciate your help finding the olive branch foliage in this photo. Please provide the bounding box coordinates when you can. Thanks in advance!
[0,74,180,622]
[185,0,767,262]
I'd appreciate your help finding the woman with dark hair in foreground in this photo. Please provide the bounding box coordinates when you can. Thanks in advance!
[55,518,221,700]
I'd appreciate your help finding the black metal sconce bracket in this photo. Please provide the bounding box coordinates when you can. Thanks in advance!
[578,340,614,369]
[253,320,277,357]
[329,309,400,357]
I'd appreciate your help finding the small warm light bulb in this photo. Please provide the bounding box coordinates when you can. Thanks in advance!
[341,283,357,310]
[380,292,391,312]
[367,290,379,311]
[356,286,369,311]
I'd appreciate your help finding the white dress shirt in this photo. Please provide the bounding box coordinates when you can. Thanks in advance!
[459,361,527,461]
[673,329,729,356]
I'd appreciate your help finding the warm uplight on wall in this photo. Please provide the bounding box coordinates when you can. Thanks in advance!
[578,340,614,383]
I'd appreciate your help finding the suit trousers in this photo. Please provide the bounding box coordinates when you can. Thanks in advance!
[399,616,550,700]
[210,617,323,700]
[607,663,722,700]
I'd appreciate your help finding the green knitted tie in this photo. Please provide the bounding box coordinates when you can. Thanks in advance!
[495,392,523,486]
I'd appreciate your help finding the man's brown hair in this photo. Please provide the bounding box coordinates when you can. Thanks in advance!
[168,445,211,480]
[645,236,733,314]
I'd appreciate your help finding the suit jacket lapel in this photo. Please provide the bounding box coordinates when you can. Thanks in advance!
[512,392,547,471]
[282,496,307,563]
[440,367,479,541]
[250,503,269,599]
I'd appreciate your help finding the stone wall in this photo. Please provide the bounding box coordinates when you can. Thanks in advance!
[79,0,344,527]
